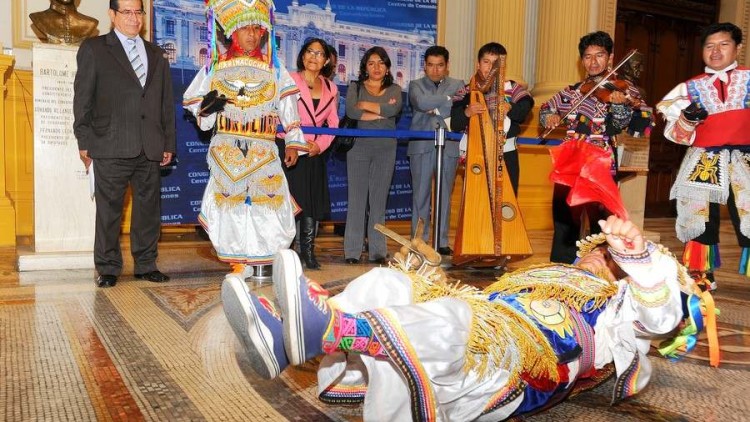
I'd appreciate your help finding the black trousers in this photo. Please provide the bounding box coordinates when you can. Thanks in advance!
[93,153,162,276]
[504,149,520,196]
[550,183,609,264]
[692,188,750,248]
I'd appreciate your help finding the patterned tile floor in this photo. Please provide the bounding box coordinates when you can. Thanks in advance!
[1,218,748,421]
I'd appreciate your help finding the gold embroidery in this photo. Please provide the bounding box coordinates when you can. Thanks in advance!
[257,174,283,191]
[211,58,276,109]
[628,278,671,308]
[251,194,284,209]
[485,263,618,312]
[210,143,275,182]
[688,152,720,184]
[216,114,278,139]
[214,192,246,207]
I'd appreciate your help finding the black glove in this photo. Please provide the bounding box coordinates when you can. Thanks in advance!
[199,90,228,117]
[682,102,708,123]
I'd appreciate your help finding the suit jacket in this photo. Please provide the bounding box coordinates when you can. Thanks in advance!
[290,72,339,153]
[74,31,176,161]
[407,76,464,155]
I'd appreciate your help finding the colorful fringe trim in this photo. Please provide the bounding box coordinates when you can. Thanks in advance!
[739,247,750,277]
[682,241,721,272]
[485,263,618,312]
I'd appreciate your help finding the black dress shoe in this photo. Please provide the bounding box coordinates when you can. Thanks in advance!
[96,275,117,288]
[437,247,453,256]
[345,258,359,264]
[134,270,170,282]
[369,258,387,265]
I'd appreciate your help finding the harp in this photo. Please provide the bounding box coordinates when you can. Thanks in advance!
[452,55,532,266]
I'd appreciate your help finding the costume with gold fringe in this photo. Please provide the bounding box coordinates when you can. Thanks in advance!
[315,229,715,421]
[183,0,306,265]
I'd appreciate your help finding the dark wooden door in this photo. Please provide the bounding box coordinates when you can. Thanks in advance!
[614,0,717,217]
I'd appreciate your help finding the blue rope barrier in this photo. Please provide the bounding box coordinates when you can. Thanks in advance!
[518,137,562,146]
[279,125,563,145]
[282,125,464,140]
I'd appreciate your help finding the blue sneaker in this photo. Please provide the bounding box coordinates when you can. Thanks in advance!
[273,249,332,365]
[221,275,289,379]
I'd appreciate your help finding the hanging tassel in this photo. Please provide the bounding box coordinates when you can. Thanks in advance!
[682,241,721,272]
[701,291,721,367]
[739,247,750,277]
[269,6,281,77]
[207,8,219,74]
[658,291,720,367]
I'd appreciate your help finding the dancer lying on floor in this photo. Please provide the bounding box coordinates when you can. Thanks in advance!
[221,216,717,421]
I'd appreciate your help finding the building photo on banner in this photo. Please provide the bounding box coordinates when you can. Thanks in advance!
[152,0,437,225]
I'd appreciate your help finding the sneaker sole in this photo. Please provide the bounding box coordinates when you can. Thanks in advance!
[221,276,280,379]
[273,249,306,365]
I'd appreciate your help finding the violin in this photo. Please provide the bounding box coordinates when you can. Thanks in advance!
[539,49,641,142]
[578,76,641,107]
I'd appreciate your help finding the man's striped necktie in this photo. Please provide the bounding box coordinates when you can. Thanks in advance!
[127,38,146,87]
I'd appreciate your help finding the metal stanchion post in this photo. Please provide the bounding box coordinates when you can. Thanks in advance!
[432,127,445,251]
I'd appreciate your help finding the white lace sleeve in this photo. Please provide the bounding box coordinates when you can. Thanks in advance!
[656,82,696,145]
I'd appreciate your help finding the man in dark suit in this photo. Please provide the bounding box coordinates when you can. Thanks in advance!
[73,0,175,288]
[407,46,464,256]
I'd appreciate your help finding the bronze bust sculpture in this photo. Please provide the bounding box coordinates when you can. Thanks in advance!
[622,51,645,83]
[622,51,647,100]
[30,0,99,45]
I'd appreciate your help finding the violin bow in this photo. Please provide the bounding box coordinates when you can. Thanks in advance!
[539,48,639,143]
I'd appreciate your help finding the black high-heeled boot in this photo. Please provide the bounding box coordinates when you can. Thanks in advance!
[299,217,321,270]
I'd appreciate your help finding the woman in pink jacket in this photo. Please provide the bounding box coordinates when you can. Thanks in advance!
[281,38,339,269]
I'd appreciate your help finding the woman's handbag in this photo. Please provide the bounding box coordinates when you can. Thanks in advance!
[329,82,361,155]
[330,116,357,154]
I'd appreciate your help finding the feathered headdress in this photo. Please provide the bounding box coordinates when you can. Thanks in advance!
[206,0,273,37]
[204,0,279,70]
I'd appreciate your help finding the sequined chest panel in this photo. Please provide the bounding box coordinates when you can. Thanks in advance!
[212,57,279,140]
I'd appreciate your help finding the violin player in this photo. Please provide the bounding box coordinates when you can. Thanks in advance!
[540,31,654,264]
[656,22,748,292]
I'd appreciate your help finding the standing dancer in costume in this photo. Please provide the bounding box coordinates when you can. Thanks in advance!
[184,0,307,279]
[221,215,717,421]
[540,31,653,264]
[656,22,748,292]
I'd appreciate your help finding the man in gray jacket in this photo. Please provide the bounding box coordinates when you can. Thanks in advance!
[407,46,464,255]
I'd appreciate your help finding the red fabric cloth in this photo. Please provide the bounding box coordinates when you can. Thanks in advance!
[549,140,629,219]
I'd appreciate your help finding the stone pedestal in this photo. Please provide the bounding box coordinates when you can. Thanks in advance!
[18,43,95,271]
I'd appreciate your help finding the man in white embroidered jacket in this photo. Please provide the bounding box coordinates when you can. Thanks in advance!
[657,22,749,292]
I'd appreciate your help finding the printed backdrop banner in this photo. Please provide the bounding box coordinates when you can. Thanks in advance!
[153,0,437,224]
